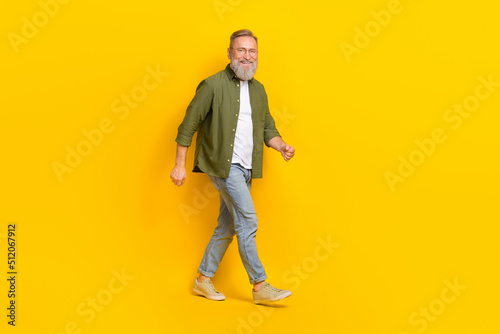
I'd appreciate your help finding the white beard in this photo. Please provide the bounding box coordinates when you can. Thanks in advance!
[230,57,258,81]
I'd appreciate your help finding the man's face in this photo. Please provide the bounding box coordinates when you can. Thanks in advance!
[227,36,258,81]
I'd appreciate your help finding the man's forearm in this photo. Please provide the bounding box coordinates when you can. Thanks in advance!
[268,136,286,152]
[175,143,188,167]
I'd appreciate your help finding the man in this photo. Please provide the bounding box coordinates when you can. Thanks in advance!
[170,29,295,304]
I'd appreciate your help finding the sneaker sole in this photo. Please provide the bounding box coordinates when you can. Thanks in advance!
[193,287,225,301]
[254,291,292,304]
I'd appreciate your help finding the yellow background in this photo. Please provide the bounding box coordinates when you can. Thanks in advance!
[1,0,499,333]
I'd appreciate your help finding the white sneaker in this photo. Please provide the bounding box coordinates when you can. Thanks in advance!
[253,282,292,304]
[193,278,225,301]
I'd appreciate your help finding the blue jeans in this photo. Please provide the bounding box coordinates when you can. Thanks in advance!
[198,164,267,284]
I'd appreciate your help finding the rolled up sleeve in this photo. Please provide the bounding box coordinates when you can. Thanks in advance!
[262,92,281,146]
[175,80,213,147]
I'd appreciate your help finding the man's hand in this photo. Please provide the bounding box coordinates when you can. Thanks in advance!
[268,136,295,162]
[171,143,189,186]
[280,144,295,162]
[170,165,187,186]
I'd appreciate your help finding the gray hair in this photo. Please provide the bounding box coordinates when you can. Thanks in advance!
[230,29,258,48]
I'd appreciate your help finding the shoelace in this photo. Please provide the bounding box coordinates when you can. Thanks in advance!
[263,283,280,294]
[205,280,222,294]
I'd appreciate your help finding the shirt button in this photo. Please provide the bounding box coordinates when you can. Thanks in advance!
[230,144,233,147]
[237,99,239,102]
[235,114,238,116]
[237,84,239,87]
[232,129,235,131]
[227,159,230,162]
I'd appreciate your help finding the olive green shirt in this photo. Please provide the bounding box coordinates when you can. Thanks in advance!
[175,64,281,179]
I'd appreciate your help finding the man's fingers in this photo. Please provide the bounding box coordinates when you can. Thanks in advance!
[170,173,186,186]
[283,145,295,154]
[282,148,295,161]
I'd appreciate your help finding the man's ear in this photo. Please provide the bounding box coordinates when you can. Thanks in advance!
[227,48,231,60]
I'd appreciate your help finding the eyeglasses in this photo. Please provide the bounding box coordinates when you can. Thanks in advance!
[231,48,258,57]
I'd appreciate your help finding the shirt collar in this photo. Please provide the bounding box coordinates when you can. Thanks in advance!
[225,63,254,83]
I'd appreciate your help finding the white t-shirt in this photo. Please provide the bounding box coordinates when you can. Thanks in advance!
[231,80,253,169]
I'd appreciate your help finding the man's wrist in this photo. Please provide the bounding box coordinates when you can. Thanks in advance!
[277,140,286,152]
[269,136,284,150]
